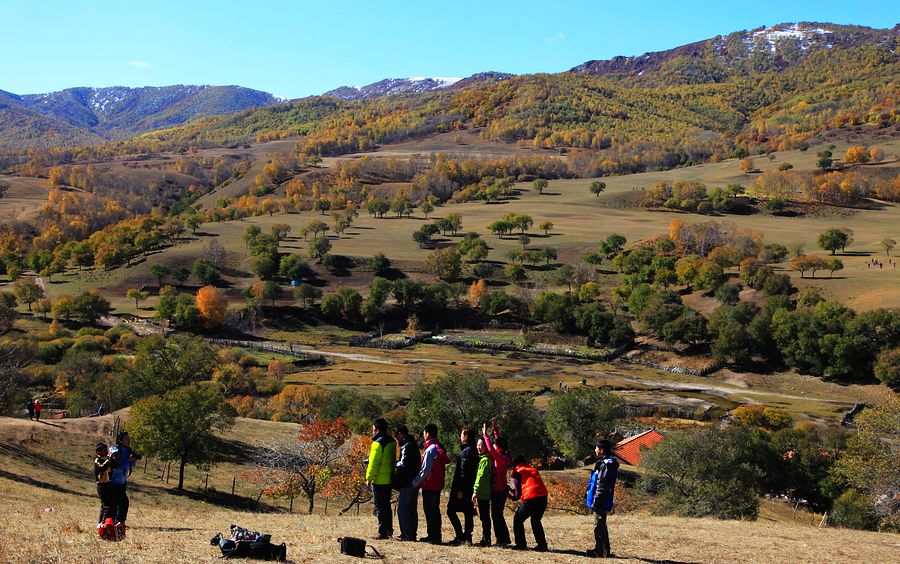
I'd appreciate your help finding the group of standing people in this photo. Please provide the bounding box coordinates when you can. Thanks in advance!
[365,418,619,557]
[26,398,42,421]
[93,432,141,539]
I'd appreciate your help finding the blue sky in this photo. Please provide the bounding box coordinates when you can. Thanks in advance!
[2,1,896,98]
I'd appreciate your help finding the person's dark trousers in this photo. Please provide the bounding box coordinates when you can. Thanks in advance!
[372,484,393,538]
[594,511,610,556]
[112,484,129,523]
[397,486,418,540]
[96,483,117,523]
[421,490,443,542]
[512,495,547,549]
[490,489,511,545]
[447,495,473,541]
[477,499,492,544]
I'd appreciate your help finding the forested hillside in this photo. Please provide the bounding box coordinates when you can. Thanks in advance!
[123,23,899,172]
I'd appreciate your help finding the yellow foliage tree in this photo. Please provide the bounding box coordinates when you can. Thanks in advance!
[468,279,487,307]
[196,285,226,328]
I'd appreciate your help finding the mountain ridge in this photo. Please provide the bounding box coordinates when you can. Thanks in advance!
[0,84,277,148]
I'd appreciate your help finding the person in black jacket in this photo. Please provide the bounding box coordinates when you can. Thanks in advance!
[447,426,477,545]
[93,442,119,530]
[394,425,421,541]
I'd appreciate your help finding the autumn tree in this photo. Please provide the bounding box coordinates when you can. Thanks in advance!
[589,181,606,197]
[127,382,234,490]
[323,435,373,513]
[468,279,487,307]
[539,221,554,235]
[533,178,548,194]
[425,247,462,280]
[789,255,827,279]
[882,238,896,257]
[739,158,754,173]
[253,417,351,513]
[150,264,171,287]
[196,285,227,327]
[843,146,870,165]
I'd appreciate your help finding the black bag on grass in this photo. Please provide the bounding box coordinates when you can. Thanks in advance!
[337,536,382,558]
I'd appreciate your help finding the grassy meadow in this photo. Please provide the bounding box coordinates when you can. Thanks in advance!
[2,415,898,564]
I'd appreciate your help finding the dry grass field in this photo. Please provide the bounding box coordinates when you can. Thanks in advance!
[2,415,898,564]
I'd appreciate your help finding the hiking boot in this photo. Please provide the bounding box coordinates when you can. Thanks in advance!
[114,522,126,540]
[586,549,604,558]
[533,544,548,552]
[507,544,528,550]
[475,539,491,547]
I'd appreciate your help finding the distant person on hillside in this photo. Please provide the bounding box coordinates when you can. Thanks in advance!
[508,455,549,552]
[108,431,141,537]
[393,425,421,541]
[472,432,494,546]
[33,399,41,421]
[483,419,512,547]
[447,427,477,545]
[93,442,119,536]
[26,399,34,420]
[412,423,450,544]
[365,417,396,540]
[586,439,620,558]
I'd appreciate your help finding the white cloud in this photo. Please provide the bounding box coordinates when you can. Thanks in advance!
[545,32,566,44]
[129,60,153,69]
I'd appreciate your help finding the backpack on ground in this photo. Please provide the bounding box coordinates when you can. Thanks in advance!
[337,536,382,559]
[211,527,287,561]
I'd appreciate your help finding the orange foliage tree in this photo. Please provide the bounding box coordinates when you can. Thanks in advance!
[468,279,487,307]
[248,417,351,514]
[196,285,226,328]
[322,435,374,514]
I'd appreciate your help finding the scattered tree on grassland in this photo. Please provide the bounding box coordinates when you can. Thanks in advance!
[817,228,851,255]
[882,238,896,257]
[589,180,606,197]
[533,178,548,194]
[127,334,218,400]
[789,255,827,278]
[127,382,235,490]
[13,278,43,312]
[126,288,149,309]
[294,283,322,308]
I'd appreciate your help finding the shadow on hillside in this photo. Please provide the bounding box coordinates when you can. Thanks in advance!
[0,468,93,498]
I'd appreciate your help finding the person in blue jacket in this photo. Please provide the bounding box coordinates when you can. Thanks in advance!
[107,431,141,536]
[586,439,618,558]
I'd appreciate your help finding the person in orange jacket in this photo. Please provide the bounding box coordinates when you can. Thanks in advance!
[508,455,548,552]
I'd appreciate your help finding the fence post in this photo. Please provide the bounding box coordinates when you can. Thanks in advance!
[205,473,209,494]
[232,477,236,496]
[324,497,328,516]
[165,461,171,484]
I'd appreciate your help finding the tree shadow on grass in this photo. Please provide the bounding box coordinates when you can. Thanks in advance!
[0,468,93,498]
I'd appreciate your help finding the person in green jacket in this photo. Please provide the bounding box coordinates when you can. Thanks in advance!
[365,417,397,539]
[471,435,494,547]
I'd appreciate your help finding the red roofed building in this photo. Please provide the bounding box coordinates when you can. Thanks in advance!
[615,429,664,466]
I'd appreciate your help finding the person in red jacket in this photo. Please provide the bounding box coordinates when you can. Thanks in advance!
[508,455,548,552]
[33,399,42,421]
[483,419,512,546]
[412,423,450,544]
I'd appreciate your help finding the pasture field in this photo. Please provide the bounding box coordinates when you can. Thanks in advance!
[2,415,897,564]
[32,136,900,313]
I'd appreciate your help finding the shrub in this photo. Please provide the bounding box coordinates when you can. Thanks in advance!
[831,490,879,530]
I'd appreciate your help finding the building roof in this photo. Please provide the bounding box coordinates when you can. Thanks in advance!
[615,429,664,466]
